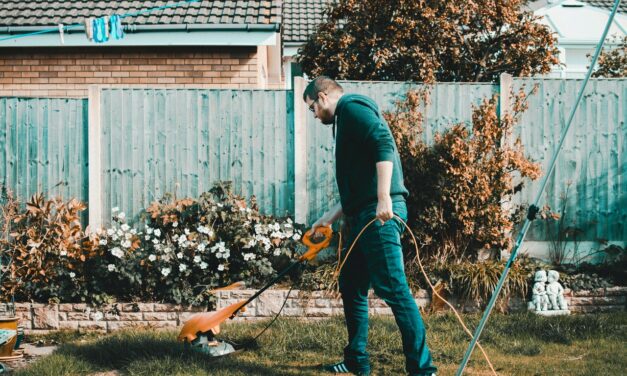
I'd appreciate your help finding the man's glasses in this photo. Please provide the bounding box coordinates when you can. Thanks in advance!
[308,98,318,112]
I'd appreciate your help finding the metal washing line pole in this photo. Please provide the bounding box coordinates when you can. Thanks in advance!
[455,0,623,374]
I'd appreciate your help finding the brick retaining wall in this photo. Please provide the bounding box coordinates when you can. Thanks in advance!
[2,287,625,334]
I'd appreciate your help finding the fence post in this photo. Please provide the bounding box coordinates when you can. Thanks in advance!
[499,72,513,121]
[293,77,308,224]
[88,85,102,232]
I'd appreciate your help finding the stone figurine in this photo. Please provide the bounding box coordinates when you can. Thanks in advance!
[529,270,549,311]
[546,270,568,311]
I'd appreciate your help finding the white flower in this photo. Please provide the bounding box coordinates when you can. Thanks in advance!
[121,240,132,249]
[60,250,67,257]
[154,229,161,237]
[164,247,172,253]
[125,233,132,240]
[93,311,103,321]
[107,264,116,272]
[217,264,225,271]
[146,227,153,234]
[178,235,187,243]
[200,261,208,270]
[110,247,124,258]
[246,208,252,213]
[112,234,119,241]
[118,212,126,220]
[184,228,190,235]
[284,223,292,228]
[152,239,159,244]
[197,225,214,236]
[194,255,202,264]
[161,267,171,277]
[273,249,281,256]
[121,224,130,232]
[130,229,137,235]
[210,241,226,253]
[99,239,107,246]
[112,207,119,213]
[292,234,301,241]
[69,272,76,278]
[117,230,123,237]
[197,243,206,252]
[107,228,115,236]
[243,253,256,261]
[179,264,187,272]
[173,221,178,228]
[173,234,179,241]
[177,252,184,259]
[145,235,151,240]
[148,254,157,262]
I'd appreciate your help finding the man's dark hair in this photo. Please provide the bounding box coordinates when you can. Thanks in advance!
[303,76,344,101]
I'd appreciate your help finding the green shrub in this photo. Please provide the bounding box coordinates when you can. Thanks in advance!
[1,183,304,306]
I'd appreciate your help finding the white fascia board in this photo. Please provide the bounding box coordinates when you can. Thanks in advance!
[283,45,302,57]
[0,30,279,47]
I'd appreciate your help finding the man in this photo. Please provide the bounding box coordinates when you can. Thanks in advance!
[305,76,437,376]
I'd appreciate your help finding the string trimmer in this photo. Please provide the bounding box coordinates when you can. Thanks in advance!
[178,226,333,357]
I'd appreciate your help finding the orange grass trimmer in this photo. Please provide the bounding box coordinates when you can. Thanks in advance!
[177,226,333,357]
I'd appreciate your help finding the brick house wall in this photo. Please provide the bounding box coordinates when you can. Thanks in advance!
[0,46,260,97]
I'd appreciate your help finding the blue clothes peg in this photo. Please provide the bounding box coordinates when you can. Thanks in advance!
[109,15,124,40]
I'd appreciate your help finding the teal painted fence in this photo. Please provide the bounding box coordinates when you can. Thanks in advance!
[512,78,627,241]
[0,79,624,244]
[305,81,499,224]
[0,97,88,217]
[98,89,294,224]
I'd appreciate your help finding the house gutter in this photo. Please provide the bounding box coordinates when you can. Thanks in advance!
[0,23,281,47]
[0,23,281,34]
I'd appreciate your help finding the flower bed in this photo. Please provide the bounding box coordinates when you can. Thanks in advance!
[1,183,304,307]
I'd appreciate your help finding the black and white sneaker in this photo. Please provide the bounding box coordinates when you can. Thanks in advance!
[322,361,370,375]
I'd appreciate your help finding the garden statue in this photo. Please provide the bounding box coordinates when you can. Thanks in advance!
[528,270,549,311]
[546,270,568,311]
[528,269,570,316]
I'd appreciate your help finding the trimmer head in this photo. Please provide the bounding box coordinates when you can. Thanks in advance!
[184,330,241,358]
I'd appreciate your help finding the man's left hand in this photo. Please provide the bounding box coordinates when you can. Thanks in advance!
[376,195,393,225]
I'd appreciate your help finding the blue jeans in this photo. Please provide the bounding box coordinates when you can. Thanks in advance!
[339,201,437,375]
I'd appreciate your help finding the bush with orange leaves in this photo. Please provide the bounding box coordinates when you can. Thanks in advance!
[0,186,100,303]
[385,88,542,263]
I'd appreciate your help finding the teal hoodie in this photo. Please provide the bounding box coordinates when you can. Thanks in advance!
[334,93,409,216]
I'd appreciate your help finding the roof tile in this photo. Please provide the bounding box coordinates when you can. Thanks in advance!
[0,0,281,27]
[282,0,334,43]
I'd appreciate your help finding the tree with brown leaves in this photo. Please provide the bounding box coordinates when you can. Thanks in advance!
[297,0,560,82]
[591,35,627,78]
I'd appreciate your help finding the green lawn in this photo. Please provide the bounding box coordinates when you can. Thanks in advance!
[16,312,627,375]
